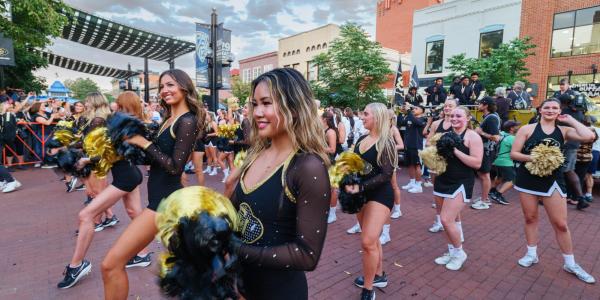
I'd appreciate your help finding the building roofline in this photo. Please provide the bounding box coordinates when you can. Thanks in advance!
[238,51,278,64]
[278,23,340,41]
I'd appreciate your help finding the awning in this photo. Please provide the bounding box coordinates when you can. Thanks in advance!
[61,7,195,62]
[41,52,139,79]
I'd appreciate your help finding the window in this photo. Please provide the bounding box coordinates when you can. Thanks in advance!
[323,43,327,49]
[307,61,318,81]
[306,47,310,52]
[252,67,261,80]
[292,63,300,70]
[242,68,251,83]
[283,65,290,68]
[311,46,316,51]
[283,52,287,57]
[263,64,273,73]
[479,30,503,58]
[317,44,321,50]
[547,74,598,98]
[425,40,444,74]
[551,6,600,57]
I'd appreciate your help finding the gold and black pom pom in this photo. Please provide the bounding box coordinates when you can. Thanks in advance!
[83,127,120,178]
[525,144,564,177]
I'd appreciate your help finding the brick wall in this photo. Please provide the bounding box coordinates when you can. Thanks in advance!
[520,0,600,105]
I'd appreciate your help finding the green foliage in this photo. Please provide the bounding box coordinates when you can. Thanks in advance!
[0,0,69,91]
[445,37,536,92]
[104,93,115,102]
[64,78,101,100]
[231,75,250,106]
[311,23,391,109]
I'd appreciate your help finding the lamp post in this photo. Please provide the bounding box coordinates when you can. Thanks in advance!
[210,8,218,112]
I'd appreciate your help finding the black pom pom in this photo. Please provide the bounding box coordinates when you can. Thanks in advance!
[338,174,367,214]
[45,138,63,149]
[436,131,463,160]
[55,149,92,178]
[107,112,150,165]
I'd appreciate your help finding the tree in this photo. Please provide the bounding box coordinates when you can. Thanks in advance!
[103,93,115,102]
[311,23,391,109]
[231,75,250,106]
[64,78,101,100]
[446,37,536,93]
[0,1,69,92]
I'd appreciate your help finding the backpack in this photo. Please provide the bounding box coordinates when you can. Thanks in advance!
[347,117,355,146]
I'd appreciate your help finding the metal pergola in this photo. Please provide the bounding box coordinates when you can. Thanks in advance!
[41,51,139,79]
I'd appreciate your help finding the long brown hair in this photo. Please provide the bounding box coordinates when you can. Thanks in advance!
[116,91,145,120]
[158,69,205,131]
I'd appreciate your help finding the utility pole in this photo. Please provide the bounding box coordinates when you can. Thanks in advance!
[210,8,218,112]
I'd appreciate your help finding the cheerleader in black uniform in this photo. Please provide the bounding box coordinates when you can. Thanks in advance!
[225,68,330,300]
[189,109,207,186]
[203,112,219,176]
[510,98,595,283]
[344,102,397,300]
[101,69,204,299]
[322,111,343,224]
[432,106,483,271]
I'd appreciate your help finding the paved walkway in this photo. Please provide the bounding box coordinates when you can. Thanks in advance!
[1,167,600,299]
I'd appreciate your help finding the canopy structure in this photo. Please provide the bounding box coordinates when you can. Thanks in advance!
[41,52,139,79]
[61,7,195,62]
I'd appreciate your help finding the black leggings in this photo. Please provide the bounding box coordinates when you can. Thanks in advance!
[0,144,15,183]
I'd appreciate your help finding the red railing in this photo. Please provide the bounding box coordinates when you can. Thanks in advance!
[2,122,55,167]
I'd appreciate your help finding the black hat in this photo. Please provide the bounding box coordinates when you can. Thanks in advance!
[479,96,495,106]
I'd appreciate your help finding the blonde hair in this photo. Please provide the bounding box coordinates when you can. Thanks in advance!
[242,68,329,171]
[454,106,473,130]
[366,103,398,167]
[83,92,111,126]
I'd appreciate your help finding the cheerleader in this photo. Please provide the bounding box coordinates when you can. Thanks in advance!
[226,68,330,300]
[203,112,219,176]
[101,69,204,299]
[510,98,595,283]
[432,106,482,271]
[189,108,207,186]
[346,102,397,300]
[322,111,343,224]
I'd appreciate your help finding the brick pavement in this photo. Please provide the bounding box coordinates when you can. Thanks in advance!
[1,167,600,299]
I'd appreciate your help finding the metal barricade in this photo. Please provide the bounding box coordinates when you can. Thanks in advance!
[2,122,55,167]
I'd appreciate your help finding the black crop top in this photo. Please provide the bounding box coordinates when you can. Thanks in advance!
[231,152,331,270]
[355,135,395,192]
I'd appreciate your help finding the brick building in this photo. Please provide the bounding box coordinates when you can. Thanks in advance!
[239,51,278,83]
[520,0,599,103]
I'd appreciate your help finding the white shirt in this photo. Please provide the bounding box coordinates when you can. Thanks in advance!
[340,116,351,149]
[353,117,366,144]
[593,127,600,152]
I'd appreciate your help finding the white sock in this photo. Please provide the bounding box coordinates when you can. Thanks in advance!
[329,207,336,214]
[585,193,592,197]
[382,224,390,235]
[69,262,82,268]
[527,245,537,257]
[563,254,576,267]
[456,221,463,234]
[393,204,401,212]
[447,244,455,252]
[138,253,148,258]
[435,214,441,224]
[415,181,422,186]
[410,179,416,185]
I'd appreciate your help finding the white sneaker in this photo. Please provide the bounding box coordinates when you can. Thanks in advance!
[390,209,402,219]
[203,167,211,174]
[445,251,467,271]
[434,252,452,265]
[379,232,391,245]
[347,223,361,234]
[423,181,433,188]
[327,211,337,224]
[429,222,444,233]
[209,169,218,176]
[408,185,423,193]
[0,181,6,190]
[431,202,437,208]
[401,182,414,190]
[563,263,596,284]
[470,199,489,210]
[221,173,229,183]
[2,180,21,193]
[517,254,539,267]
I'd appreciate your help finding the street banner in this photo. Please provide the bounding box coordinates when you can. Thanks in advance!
[0,37,16,67]
[217,24,232,89]
[410,65,419,88]
[195,23,211,89]
[572,83,600,100]
[393,58,404,105]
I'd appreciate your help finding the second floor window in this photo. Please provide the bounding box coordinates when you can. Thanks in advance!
[425,40,444,74]
[479,30,503,58]
[551,5,600,58]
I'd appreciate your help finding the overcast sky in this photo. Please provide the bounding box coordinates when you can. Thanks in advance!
[34,0,378,91]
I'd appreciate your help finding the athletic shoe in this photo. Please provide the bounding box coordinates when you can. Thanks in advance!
[327,211,337,224]
[390,209,402,219]
[401,182,414,190]
[203,166,211,174]
[94,223,104,232]
[2,180,21,193]
[429,222,444,233]
[379,232,391,245]
[470,199,489,210]
[354,272,388,288]
[490,192,510,205]
[41,164,57,169]
[517,254,539,267]
[221,173,229,183]
[101,216,119,228]
[360,288,376,300]
[209,169,218,176]
[57,260,91,289]
[434,252,452,265]
[347,223,361,234]
[445,251,467,271]
[423,181,433,188]
[584,195,593,203]
[576,197,590,210]
[431,202,437,208]
[408,185,423,193]
[563,264,596,284]
[34,163,41,168]
[0,181,6,190]
[75,184,86,191]
[66,178,78,193]
[126,254,152,268]
[83,196,93,206]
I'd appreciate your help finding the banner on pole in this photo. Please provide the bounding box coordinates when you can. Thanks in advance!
[0,37,16,67]
[217,24,232,89]
[195,23,210,89]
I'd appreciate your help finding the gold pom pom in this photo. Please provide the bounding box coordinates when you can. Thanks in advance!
[227,97,240,111]
[217,124,239,139]
[328,152,366,188]
[56,120,74,128]
[419,146,447,174]
[53,129,77,147]
[525,144,564,177]
[83,127,120,178]
[234,150,247,168]
[156,186,239,248]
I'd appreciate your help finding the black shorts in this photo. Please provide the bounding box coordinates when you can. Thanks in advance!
[111,160,143,192]
[478,152,493,173]
[494,166,515,182]
[404,148,421,166]
[194,139,205,152]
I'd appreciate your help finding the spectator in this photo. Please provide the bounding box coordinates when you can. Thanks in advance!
[584,117,600,202]
[425,77,447,106]
[494,87,511,124]
[452,76,473,105]
[405,87,424,106]
[29,101,59,168]
[449,76,461,97]
[553,78,577,99]
[469,72,485,102]
[490,121,520,205]
[507,81,531,109]
[0,102,21,192]
[398,104,426,193]
[574,116,598,206]
[333,108,349,151]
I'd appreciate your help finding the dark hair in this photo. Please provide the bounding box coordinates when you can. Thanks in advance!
[541,98,561,107]
[559,78,569,85]
[481,96,497,113]
[158,69,205,132]
[30,102,43,115]
[321,111,337,131]
[409,86,417,92]
[435,77,443,82]
[471,72,479,76]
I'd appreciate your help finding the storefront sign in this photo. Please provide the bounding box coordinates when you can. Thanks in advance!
[573,83,600,98]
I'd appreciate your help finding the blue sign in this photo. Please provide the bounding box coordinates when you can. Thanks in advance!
[195,23,210,89]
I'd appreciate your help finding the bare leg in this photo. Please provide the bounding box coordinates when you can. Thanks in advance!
[192,152,205,186]
[121,187,149,255]
[358,201,390,290]
[519,193,540,247]
[440,194,466,248]
[542,191,573,254]
[478,171,491,200]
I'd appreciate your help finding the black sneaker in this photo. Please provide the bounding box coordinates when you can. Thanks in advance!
[83,196,93,206]
[126,254,152,268]
[57,260,92,289]
[490,192,509,205]
[101,216,119,228]
[75,184,86,191]
[576,197,590,210]
[360,288,376,300]
[66,178,78,193]
[93,223,104,232]
[584,195,593,203]
[354,272,388,288]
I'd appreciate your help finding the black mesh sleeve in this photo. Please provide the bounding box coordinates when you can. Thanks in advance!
[237,153,331,271]
[361,146,394,191]
[144,114,198,175]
